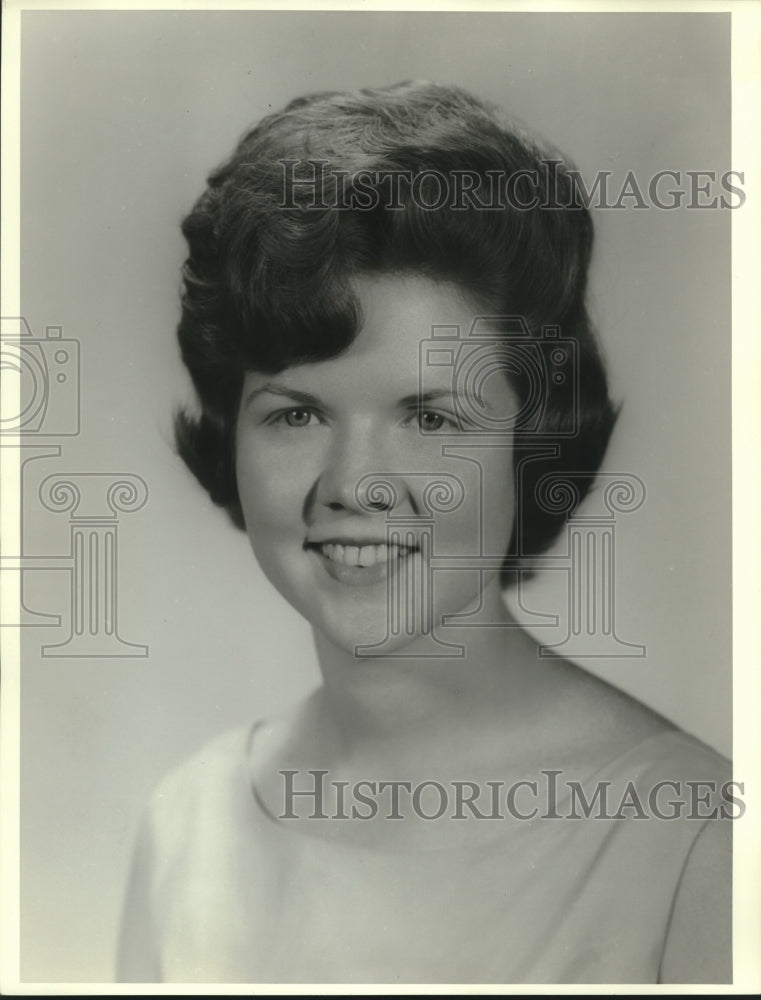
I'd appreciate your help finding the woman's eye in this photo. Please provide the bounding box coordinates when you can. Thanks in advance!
[417,410,456,432]
[271,408,320,428]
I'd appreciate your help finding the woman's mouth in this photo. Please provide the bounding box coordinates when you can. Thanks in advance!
[315,541,417,567]
[305,540,420,586]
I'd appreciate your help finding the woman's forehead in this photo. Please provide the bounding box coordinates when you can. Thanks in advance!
[239,274,518,405]
[319,272,493,369]
[350,272,488,333]
[243,339,516,418]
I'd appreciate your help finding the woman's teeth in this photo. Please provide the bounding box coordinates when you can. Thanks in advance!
[318,542,416,567]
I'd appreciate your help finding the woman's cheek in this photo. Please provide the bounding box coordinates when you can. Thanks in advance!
[239,466,302,536]
[237,435,310,522]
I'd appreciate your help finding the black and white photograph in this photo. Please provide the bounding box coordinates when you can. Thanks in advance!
[1,1,759,991]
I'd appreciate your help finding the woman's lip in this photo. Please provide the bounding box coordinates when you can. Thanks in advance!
[308,545,419,587]
[305,539,419,548]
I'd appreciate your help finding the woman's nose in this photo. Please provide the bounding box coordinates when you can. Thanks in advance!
[315,427,395,514]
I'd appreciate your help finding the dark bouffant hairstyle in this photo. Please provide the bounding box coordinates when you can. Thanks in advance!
[174,81,618,578]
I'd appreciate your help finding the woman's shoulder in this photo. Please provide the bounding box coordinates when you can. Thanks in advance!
[548,665,734,982]
[571,664,728,752]
[144,725,252,833]
[158,725,250,786]
[546,656,731,780]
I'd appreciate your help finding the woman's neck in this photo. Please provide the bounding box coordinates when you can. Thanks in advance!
[309,586,547,777]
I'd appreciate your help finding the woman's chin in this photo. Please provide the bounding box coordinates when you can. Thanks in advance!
[314,610,431,660]
[306,577,494,660]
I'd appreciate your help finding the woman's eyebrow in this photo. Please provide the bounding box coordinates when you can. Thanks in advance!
[399,388,486,409]
[242,382,322,409]
[243,384,488,411]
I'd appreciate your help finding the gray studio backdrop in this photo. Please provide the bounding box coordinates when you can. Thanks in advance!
[17,10,731,982]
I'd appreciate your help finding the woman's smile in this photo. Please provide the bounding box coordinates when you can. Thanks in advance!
[306,538,421,586]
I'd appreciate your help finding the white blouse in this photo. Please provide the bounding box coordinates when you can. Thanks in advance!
[117,725,732,984]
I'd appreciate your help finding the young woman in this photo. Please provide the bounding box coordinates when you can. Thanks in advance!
[118,81,732,985]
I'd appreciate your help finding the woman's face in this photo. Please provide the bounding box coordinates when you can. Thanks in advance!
[235,273,519,655]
